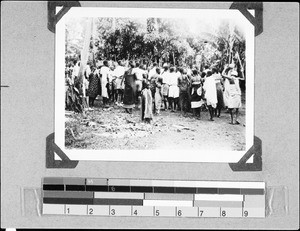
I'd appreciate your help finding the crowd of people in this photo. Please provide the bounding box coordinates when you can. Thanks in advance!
[65,59,245,125]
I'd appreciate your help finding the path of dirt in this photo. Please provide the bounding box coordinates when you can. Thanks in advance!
[65,98,246,151]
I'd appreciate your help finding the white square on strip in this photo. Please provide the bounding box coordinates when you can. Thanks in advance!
[154,206,176,217]
[42,204,65,215]
[110,206,131,216]
[198,207,220,218]
[220,207,243,218]
[195,194,243,201]
[242,207,265,218]
[65,204,87,215]
[176,207,198,217]
[87,205,109,216]
[132,206,154,217]
[144,200,193,207]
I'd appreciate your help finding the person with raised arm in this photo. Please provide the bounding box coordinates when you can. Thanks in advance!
[222,64,245,124]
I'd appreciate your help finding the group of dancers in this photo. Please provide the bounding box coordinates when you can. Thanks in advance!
[65,59,244,124]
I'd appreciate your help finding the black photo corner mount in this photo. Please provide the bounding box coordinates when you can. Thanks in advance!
[229,136,262,171]
[46,133,79,168]
[229,2,263,171]
[46,1,263,170]
[47,1,81,33]
[46,1,81,167]
[230,1,263,37]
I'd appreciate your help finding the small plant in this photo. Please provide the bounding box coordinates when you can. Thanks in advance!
[65,76,84,113]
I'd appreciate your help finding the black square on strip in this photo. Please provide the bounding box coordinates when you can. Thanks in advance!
[108,186,130,192]
[43,184,64,191]
[175,187,196,194]
[197,188,218,194]
[66,185,85,191]
[130,186,153,193]
[154,187,175,193]
[86,185,108,192]
[219,188,241,194]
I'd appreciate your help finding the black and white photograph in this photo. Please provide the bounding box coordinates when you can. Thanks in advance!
[55,7,254,162]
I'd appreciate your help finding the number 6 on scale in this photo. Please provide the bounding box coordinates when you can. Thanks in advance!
[177,210,182,216]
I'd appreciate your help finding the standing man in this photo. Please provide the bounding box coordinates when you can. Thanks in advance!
[113,60,125,105]
[148,62,158,80]
[178,69,190,116]
[100,60,110,107]
[132,62,143,108]
[168,67,180,112]
[161,63,170,110]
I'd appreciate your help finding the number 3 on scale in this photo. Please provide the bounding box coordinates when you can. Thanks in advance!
[110,209,115,215]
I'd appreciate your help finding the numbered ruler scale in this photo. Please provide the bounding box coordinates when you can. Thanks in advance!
[42,178,265,218]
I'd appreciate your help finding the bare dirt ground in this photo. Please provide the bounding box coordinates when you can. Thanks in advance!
[65,94,246,151]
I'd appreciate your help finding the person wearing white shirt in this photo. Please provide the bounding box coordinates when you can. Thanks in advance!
[113,61,125,105]
[72,61,80,80]
[148,63,158,80]
[160,63,170,110]
[168,67,180,112]
[100,60,110,106]
[212,67,224,117]
[203,70,218,121]
[132,63,144,108]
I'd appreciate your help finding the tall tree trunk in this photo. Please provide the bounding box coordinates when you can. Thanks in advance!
[78,18,93,104]
[172,52,175,65]
[92,17,98,67]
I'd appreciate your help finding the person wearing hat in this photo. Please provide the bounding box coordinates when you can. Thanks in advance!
[222,66,244,124]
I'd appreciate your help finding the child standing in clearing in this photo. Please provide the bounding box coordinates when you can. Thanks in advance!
[141,81,153,123]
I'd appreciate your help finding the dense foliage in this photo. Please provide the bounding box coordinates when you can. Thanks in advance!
[65,17,246,70]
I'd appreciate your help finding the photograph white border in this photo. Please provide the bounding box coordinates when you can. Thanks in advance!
[55,7,254,163]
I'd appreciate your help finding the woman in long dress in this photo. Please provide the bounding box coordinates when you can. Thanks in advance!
[222,66,244,124]
[203,71,218,121]
[100,60,110,106]
[190,69,203,119]
[121,61,136,114]
[212,68,224,117]
[86,67,100,107]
